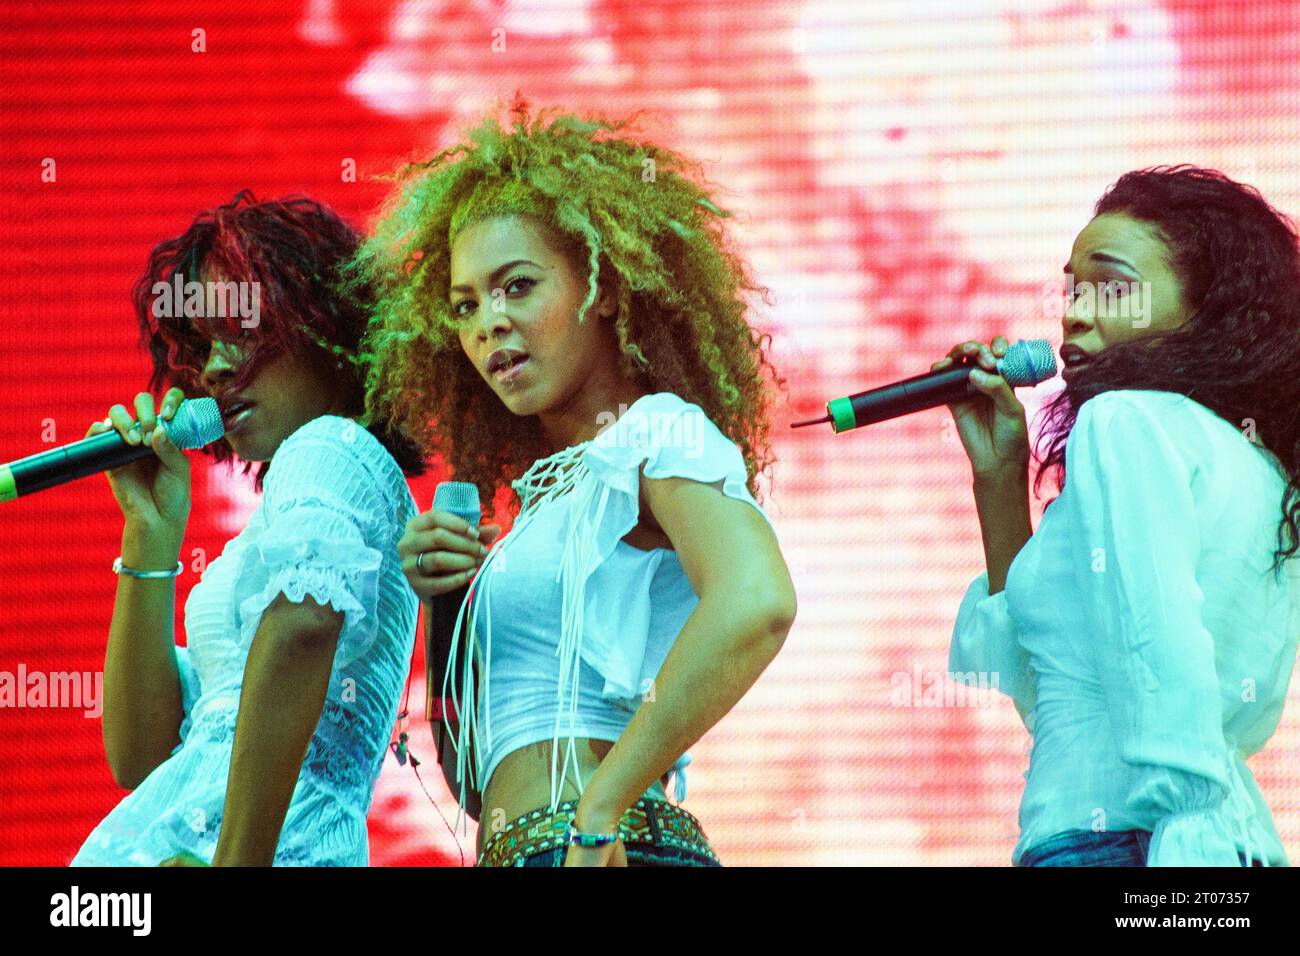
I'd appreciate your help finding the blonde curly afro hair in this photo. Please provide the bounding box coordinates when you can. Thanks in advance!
[349,97,785,518]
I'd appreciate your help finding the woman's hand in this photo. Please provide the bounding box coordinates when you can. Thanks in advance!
[86,387,193,537]
[563,839,627,867]
[399,508,502,603]
[563,812,628,867]
[932,336,1030,480]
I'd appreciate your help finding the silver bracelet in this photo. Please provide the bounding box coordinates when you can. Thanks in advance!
[112,556,182,579]
[564,825,622,848]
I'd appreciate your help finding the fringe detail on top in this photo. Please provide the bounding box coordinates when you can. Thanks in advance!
[441,440,597,830]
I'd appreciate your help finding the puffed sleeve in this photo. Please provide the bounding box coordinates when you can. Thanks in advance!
[236,418,390,670]
[1063,391,1240,866]
[949,571,1036,726]
[584,392,773,530]
[579,392,776,698]
[170,643,202,753]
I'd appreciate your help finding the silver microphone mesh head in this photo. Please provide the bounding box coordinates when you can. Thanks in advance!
[997,339,1058,387]
[433,480,482,527]
[161,397,225,449]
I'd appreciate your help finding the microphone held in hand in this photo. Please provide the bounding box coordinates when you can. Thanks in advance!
[0,397,224,502]
[791,338,1057,433]
[426,482,480,713]
[434,480,482,531]
[426,479,483,819]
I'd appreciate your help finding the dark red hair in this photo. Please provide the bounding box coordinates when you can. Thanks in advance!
[133,190,423,484]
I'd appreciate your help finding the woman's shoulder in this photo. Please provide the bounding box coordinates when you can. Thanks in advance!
[1077,388,1206,421]
[265,415,415,510]
[589,391,736,456]
[274,413,379,453]
[1073,389,1285,486]
[581,390,772,529]
[272,415,401,472]
[582,391,746,482]
[1074,389,1242,449]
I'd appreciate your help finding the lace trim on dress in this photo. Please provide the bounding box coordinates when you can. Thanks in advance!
[238,536,384,669]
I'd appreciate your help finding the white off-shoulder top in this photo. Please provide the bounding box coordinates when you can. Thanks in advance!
[442,392,775,819]
[71,415,419,866]
[950,389,1300,866]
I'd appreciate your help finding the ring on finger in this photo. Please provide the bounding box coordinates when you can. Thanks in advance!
[417,551,428,574]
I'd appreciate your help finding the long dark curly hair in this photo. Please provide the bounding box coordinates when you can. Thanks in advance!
[1034,165,1300,575]
[348,99,784,518]
[134,190,424,487]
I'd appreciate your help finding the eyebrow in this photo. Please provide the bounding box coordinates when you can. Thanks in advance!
[1062,252,1141,277]
[449,259,541,294]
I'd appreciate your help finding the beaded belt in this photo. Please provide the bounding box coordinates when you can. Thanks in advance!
[477,797,718,867]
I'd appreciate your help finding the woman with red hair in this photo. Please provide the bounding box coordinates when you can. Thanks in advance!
[71,192,424,866]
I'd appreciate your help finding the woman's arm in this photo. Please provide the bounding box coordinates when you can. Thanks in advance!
[972,468,1033,594]
[570,474,796,855]
[101,522,187,789]
[92,388,194,789]
[209,593,343,867]
[198,418,400,866]
[933,337,1033,594]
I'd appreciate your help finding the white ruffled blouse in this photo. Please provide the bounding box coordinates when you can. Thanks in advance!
[71,415,419,866]
[442,392,775,818]
[951,390,1300,866]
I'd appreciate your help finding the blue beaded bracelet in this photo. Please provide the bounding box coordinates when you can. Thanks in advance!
[565,825,622,848]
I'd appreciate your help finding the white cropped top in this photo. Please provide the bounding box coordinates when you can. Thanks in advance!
[442,391,775,819]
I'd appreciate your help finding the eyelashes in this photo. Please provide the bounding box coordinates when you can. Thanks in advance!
[451,275,536,318]
[1068,278,1129,299]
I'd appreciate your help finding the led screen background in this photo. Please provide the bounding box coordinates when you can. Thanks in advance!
[2,0,1298,865]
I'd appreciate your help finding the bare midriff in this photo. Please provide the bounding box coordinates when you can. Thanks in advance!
[476,738,671,856]
[474,518,676,857]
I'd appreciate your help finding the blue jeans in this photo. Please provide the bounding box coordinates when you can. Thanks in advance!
[521,843,722,867]
[1017,829,1264,867]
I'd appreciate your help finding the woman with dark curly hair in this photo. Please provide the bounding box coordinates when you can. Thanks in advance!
[71,192,424,866]
[943,166,1300,867]
[351,101,798,866]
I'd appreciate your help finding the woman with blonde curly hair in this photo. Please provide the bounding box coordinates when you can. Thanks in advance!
[350,101,798,866]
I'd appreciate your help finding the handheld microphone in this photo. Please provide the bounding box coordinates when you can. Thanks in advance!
[425,480,482,819]
[426,480,480,722]
[0,397,225,502]
[792,338,1057,433]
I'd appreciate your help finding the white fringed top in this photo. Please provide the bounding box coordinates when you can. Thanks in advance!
[442,392,775,821]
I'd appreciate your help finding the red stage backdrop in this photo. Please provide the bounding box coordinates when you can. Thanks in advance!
[2,0,1298,865]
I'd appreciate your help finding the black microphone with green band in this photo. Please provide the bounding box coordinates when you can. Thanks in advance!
[791,338,1058,433]
[0,397,224,502]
